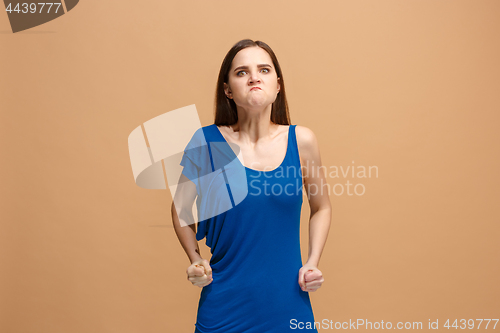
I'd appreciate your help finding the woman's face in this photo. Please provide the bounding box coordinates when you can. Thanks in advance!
[224,46,281,111]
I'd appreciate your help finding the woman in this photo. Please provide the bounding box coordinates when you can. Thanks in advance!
[172,39,331,332]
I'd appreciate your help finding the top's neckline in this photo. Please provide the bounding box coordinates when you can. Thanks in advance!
[212,124,291,173]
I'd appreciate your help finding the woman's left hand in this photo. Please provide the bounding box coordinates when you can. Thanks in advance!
[298,264,324,292]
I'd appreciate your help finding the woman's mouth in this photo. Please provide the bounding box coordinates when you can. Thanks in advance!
[250,87,261,91]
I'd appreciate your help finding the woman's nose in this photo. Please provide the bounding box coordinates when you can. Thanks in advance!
[249,72,261,83]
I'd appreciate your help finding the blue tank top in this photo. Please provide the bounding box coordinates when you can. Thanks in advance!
[179,124,317,333]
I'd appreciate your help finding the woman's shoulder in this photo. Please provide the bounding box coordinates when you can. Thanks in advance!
[294,125,321,169]
[294,125,318,149]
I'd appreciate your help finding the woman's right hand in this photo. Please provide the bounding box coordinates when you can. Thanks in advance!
[187,259,213,288]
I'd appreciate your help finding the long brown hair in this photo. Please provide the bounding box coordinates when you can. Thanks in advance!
[214,39,290,126]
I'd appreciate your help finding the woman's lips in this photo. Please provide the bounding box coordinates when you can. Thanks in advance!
[250,87,261,91]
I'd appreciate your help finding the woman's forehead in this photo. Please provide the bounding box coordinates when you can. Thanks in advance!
[231,47,273,69]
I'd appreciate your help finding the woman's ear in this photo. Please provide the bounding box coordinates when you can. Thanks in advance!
[277,77,281,93]
[223,82,232,99]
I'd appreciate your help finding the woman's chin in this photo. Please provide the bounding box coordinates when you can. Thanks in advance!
[234,97,273,111]
[247,98,272,108]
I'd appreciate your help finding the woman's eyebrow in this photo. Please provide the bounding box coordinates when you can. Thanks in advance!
[233,64,272,72]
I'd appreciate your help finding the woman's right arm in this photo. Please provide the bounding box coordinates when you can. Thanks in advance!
[171,174,213,287]
[171,173,203,263]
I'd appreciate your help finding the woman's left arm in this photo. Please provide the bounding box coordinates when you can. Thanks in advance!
[295,125,332,292]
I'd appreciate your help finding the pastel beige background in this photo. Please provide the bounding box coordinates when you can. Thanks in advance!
[1,0,499,332]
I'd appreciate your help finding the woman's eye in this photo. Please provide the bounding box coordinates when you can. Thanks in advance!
[236,68,270,76]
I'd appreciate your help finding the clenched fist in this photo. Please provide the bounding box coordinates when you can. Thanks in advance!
[298,265,324,292]
[187,259,213,288]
